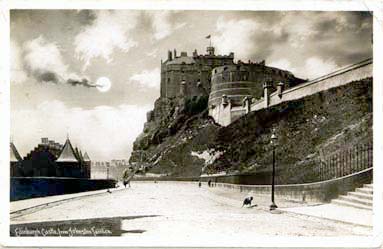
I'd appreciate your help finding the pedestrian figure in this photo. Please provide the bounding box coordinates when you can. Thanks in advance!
[123,179,131,188]
[208,180,211,187]
[198,181,201,188]
[107,189,112,194]
[242,196,253,207]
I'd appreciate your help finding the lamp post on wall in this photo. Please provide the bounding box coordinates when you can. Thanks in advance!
[270,130,278,211]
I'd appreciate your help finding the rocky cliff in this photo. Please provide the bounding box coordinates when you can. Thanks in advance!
[130,78,372,183]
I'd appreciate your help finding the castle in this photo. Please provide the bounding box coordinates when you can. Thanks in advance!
[10,137,91,178]
[159,46,305,124]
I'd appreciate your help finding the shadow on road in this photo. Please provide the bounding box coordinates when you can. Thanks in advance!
[10,215,159,236]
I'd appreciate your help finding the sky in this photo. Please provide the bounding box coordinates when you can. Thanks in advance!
[10,10,372,161]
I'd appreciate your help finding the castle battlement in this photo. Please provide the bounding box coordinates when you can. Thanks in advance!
[160,46,235,99]
[160,46,303,105]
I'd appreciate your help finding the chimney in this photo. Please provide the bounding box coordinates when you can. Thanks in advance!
[41,137,49,145]
[174,49,177,58]
[168,50,173,61]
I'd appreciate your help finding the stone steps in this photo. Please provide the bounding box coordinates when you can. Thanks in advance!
[356,187,373,195]
[348,191,373,200]
[331,183,373,210]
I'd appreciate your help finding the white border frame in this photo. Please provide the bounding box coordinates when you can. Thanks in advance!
[1,0,382,247]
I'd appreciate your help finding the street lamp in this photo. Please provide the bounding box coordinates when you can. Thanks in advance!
[106,162,110,179]
[270,130,278,211]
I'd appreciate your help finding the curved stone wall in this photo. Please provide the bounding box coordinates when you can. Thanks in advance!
[208,63,302,108]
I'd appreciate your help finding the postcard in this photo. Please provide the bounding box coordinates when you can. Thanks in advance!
[1,0,383,247]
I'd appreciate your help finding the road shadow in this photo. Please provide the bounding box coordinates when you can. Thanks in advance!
[10,215,159,236]
[242,204,258,208]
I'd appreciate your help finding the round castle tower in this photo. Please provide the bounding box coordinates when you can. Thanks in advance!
[208,61,303,109]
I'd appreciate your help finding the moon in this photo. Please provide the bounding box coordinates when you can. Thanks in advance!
[96,77,111,92]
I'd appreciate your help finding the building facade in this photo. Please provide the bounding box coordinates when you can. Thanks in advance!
[10,137,92,179]
[159,46,305,126]
[160,47,235,99]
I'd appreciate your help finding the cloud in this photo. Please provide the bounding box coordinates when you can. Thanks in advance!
[148,11,186,41]
[269,58,293,72]
[212,17,259,61]
[145,48,158,58]
[300,57,338,79]
[269,56,339,80]
[129,68,160,89]
[11,100,152,160]
[21,36,97,88]
[10,40,27,84]
[74,10,139,70]
[23,36,69,79]
[258,12,371,79]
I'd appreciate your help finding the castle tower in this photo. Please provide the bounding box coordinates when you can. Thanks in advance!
[206,46,215,56]
[56,138,81,178]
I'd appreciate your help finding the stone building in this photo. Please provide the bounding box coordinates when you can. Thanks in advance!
[11,137,91,178]
[160,45,305,104]
[21,138,63,177]
[56,138,82,178]
[208,61,305,108]
[158,46,305,127]
[160,47,235,99]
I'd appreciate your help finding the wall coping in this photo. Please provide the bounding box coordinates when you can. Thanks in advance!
[281,58,372,96]
[212,167,372,188]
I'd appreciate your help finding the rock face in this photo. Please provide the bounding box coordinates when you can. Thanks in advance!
[130,78,372,182]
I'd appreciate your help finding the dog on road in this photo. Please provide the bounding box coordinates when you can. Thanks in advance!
[242,196,253,207]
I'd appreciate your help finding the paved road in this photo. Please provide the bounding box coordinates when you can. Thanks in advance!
[10,182,371,244]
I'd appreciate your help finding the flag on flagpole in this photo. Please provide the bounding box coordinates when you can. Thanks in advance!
[206,35,211,39]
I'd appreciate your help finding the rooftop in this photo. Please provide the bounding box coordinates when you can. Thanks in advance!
[56,138,79,163]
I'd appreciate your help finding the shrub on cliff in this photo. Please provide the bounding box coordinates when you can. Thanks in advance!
[184,96,208,115]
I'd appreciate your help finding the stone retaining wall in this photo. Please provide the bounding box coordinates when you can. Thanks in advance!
[210,168,372,203]
[11,177,117,201]
[210,58,372,126]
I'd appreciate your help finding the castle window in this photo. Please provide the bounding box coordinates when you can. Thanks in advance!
[243,72,249,81]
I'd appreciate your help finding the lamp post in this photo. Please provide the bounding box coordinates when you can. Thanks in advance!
[270,131,278,211]
[106,162,110,179]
